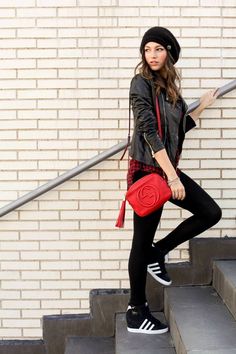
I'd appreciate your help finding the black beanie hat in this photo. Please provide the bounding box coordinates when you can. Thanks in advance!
[140,26,181,64]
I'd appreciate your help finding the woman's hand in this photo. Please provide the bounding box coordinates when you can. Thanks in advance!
[168,177,186,200]
[199,88,219,110]
[190,88,218,121]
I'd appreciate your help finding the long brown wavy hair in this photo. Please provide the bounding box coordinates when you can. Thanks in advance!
[135,50,181,106]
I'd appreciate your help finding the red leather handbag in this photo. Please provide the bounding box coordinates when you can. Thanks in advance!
[115,96,171,227]
[125,172,171,217]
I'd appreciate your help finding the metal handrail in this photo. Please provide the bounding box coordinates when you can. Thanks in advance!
[0,79,235,217]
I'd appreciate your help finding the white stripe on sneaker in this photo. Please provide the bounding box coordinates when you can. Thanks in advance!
[149,262,160,268]
[140,319,148,330]
[150,266,161,272]
[140,320,154,331]
[149,323,155,331]
[144,321,153,331]
[149,264,161,274]
[147,263,172,286]
[128,318,168,334]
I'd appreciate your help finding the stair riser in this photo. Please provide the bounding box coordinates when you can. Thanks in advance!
[43,316,92,354]
[65,336,115,354]
[0,341,45,354]
[164,295,186,354]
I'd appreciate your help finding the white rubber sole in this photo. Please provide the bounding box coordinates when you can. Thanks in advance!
[147,264,172,286]
[127,326,168,334]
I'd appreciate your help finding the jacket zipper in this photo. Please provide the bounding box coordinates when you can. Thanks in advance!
[143,133,155,158]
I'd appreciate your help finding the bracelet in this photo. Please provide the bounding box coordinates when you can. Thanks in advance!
[167,176,180,186]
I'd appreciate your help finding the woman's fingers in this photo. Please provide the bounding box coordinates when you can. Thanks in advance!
[200,88,218,108]
[213,87,219,97]
[170,181,186,200]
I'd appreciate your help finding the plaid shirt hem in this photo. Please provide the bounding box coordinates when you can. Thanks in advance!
[127,159,164,190]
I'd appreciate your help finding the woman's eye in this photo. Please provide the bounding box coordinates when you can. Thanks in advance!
[145,47,164,53]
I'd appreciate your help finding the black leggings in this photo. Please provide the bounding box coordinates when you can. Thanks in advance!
[128,170,222,306]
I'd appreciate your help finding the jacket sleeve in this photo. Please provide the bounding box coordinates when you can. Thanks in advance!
[130,75,165,154]
[182,99,197,133]
[184,114,196,133]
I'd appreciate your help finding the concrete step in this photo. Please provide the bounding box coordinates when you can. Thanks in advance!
[115,313,176,354]
[64,336,115,354]
[43,289,129,354]
[165,286,236,354]
[213,260,236,320]
[0,340,46,354]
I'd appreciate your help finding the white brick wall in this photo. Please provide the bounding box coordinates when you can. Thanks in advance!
[0,0,235,340]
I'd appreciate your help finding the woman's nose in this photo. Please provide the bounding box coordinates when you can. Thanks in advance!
[150,50,157,57]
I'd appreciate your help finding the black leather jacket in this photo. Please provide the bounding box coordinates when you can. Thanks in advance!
[129,74,196,168]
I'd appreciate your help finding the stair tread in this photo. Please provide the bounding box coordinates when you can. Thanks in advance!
[65,336,115,354]
[165,286,236,353]
[116,312,175,354]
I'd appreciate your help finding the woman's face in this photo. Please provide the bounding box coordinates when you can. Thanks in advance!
[144,42,167,71]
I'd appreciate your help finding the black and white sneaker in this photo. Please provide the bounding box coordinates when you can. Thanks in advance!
[126,303,168,334]
[147,246,172,286]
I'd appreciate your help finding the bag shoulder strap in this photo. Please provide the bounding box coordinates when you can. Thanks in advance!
[120,92,131,161]
[155,95,163,140]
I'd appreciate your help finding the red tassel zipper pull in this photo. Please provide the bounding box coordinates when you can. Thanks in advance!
[115,199,126,228]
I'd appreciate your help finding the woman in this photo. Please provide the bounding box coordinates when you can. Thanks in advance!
[126,27,222,334]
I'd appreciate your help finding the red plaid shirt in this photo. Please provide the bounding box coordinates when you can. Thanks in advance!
[127,159,164,190]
